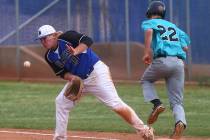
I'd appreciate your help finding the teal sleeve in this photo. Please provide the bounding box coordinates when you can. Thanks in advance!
[179,30,191,48]
[141,20,154,31]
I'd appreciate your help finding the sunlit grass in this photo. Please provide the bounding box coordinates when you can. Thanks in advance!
[0,81,209,137]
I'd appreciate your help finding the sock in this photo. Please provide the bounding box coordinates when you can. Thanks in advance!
[176,120,186,129]
[150,99,162,108]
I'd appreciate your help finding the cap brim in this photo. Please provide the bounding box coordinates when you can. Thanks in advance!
[35,37,40,41]
[34,35,48,41]
[34,32,59,41]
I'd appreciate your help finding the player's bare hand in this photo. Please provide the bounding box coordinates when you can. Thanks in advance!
[70,75,79,81]
[64,73,79,81]
[66,44,76,55]
[142,53,152,65]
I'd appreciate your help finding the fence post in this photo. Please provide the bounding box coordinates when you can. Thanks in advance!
[67,0,71,29]
[125,0,131,78]
[169,0,173,22]
[186,0,192,81]
[15,0,20,81]
[88,0,93,37]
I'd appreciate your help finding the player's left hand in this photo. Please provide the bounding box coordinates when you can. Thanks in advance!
[64,75,83,101]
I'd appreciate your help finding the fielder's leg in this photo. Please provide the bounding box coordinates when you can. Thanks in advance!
[54,83,76,140]
[83,61,154,140]
[113,102,154,140]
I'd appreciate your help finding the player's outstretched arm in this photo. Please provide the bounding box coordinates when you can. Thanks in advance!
[66,43,88,55]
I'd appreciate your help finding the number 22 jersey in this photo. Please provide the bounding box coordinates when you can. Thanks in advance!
[141,18,190,60]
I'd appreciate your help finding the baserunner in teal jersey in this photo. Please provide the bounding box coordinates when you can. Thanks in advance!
[140,1,190,139]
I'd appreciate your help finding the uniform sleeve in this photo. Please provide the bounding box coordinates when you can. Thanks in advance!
[179,29,191,48]
[59,31,93,48]
[45,50,67,78]
[141,20,157,31]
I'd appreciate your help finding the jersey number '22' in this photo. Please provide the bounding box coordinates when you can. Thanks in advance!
[157,25,178,41]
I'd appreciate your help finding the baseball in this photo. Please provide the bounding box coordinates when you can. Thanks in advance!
[23,61,31,68]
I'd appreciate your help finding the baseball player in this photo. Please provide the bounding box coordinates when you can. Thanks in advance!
[140,1,190,139]
[36,25,154,140]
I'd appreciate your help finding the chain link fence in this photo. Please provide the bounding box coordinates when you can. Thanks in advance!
[0,0,210,81]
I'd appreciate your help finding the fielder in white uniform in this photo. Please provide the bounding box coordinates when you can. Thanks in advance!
[36,25,154,140]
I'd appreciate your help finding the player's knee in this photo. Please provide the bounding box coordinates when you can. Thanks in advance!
[110,100,127,111]
[140,78,144,84]
[140,75,149,84]
[55,97,63,110]
[55,95,62,104]
[140,79,151,85]
[55,95,75,110]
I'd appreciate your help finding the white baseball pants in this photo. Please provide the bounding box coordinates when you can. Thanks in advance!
[53,61,148,140]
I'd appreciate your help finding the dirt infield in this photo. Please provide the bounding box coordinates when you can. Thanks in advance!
[0,129,209,140]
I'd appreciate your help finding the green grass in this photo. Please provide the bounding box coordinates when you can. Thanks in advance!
[0,81,210,137]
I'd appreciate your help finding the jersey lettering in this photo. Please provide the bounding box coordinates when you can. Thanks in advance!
[157,25,178,41]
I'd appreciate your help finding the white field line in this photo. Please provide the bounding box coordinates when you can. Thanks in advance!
[0,130,120,140]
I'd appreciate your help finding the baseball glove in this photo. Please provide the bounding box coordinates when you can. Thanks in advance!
[64,76,83,101]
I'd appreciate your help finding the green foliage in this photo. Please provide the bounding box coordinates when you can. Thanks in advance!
[0,81,210,137]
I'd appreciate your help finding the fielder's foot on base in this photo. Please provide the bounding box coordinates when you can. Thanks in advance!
[147,104,165,125]
[170,121,186,139]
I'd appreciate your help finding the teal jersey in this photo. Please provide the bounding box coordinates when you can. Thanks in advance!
[141,19,190,60]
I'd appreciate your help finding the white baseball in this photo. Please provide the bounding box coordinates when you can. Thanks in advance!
[23,61,31,68]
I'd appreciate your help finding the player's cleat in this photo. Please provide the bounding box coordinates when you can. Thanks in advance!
[142,127,154,140]
[170,121,186,139]
[147,104,165,125]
